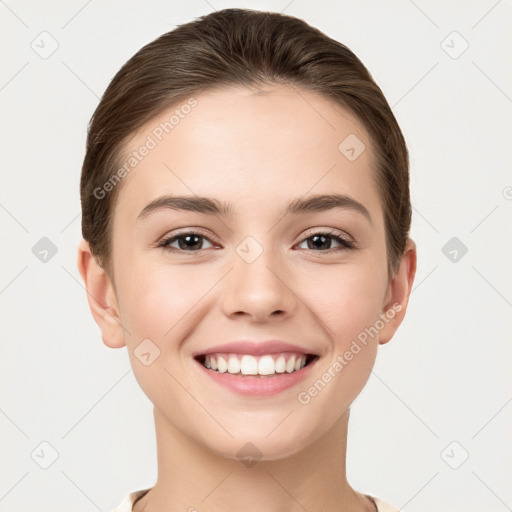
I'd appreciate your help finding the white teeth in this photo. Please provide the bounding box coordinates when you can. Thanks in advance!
[201,352,309,376]
[285,356,296,373]
[240,355,258,375]
[227,355,241,374]
[258,355,275,375]
[275,355,286,373]
[217,356,228,373]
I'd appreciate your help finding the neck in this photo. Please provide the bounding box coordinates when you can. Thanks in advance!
[135,406,374,512]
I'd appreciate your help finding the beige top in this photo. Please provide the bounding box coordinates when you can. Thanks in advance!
[111,488,400,512]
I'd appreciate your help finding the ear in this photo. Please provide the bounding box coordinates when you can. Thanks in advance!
[378,238,417,345]
[77,239,126,348]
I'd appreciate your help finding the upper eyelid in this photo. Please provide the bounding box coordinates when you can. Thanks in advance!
[161,227,219,244]
[301,227,352,240]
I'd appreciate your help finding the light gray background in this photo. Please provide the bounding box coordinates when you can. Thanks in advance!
[1,1,511,511]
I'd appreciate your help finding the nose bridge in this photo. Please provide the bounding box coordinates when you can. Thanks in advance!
[222,235,296,320]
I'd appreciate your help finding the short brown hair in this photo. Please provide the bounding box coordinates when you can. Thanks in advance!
[80,8,411,279]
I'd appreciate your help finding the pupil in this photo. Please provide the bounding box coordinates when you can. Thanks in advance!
[179,235,201,250]
[310,235,330,250]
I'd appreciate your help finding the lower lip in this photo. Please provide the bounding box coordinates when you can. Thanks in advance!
[194,357,318,397]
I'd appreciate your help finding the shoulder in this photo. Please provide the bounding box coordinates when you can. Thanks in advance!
[112,489,398,512]
[372,496,401,512]
[110,488,151,512]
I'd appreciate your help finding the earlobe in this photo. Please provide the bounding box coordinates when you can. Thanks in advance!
[378,239,417,345]
[77,239,126,348]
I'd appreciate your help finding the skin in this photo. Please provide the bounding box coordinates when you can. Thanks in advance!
[78,83,416,512]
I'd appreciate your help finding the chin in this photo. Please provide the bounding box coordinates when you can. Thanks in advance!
[204,428,314,464]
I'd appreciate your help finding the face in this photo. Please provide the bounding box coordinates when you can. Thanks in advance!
[104,84,403,460]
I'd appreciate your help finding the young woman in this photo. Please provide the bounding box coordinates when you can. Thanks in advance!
[77,8,417,512]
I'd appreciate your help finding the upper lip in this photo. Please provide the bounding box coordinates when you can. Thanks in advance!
[193,340,318,357]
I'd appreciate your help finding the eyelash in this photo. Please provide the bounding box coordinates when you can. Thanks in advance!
[156,228,356,254]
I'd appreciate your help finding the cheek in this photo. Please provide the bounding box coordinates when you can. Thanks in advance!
[116,259,207,404]
[118,252,386,358]
[305,262,385,345]
[294,268,381,422]
[117,257,207,337]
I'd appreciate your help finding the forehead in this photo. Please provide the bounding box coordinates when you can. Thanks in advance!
[113,84,382,224]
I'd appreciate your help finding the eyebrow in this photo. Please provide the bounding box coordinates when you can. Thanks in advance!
[137,193,373,224]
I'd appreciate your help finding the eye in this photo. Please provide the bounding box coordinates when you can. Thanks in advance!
[156,228,355,254]
[296,229,355,251]
[158,231,216,252]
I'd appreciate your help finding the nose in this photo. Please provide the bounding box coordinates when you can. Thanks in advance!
[221,246,298,323]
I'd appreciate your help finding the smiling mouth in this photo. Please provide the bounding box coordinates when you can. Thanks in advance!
[194,352,319,377]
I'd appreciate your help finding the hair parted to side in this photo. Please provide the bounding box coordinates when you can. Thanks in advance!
[80,8,411,280]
